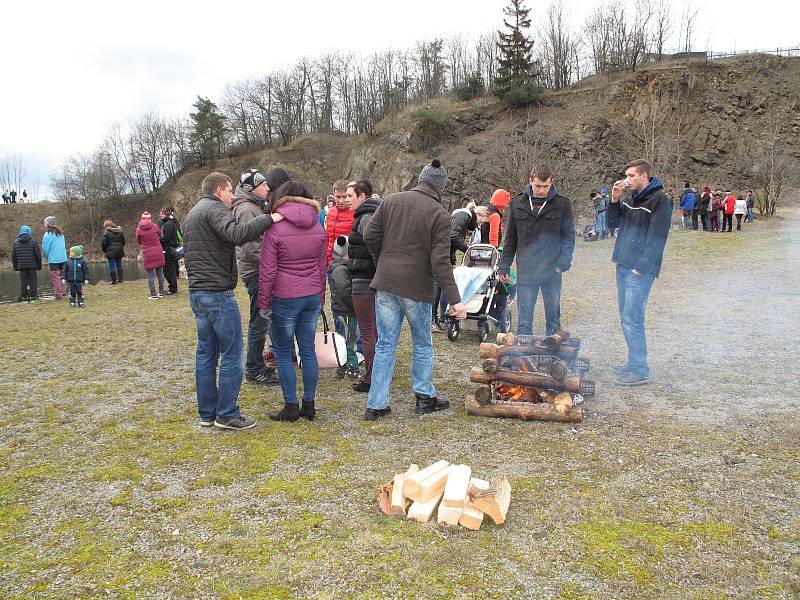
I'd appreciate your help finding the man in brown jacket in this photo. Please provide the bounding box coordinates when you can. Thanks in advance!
[363,159,467,421]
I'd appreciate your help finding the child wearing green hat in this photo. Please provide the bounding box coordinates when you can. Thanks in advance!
[63,245,89,307]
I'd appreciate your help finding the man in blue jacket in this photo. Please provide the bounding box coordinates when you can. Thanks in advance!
[608,159,672,386]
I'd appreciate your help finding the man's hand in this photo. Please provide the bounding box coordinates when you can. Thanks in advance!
[611,180,625,202]
[272,213,284,223]
[450,303,468,320]
[499,273,510,283]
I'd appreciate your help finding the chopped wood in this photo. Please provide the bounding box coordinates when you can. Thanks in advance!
[407,489,444,523]
[479,342,578,362]
[390,464,419,516]
[378,480,394,516]
[403,460,449,500]
[459,478,489,531]
[465,393,582,423]
[470,366,591,394]
[410,465,452,503]
[442,465,472,509]
[437,502,463,526]
[469,475,511,525]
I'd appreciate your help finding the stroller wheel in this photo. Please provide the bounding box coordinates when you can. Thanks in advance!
[447,321,460,342]
[478,321,490,342]
[501,310,512,333]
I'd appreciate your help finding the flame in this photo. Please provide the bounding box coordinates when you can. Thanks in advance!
[495,383,538,403]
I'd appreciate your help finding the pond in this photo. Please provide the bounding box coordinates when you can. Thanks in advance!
[0,261,149,303]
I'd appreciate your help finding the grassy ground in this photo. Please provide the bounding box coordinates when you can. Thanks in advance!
[1,208,798,599]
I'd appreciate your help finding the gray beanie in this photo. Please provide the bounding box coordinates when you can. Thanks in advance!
[44,215,58,227]
[418,159,447,192]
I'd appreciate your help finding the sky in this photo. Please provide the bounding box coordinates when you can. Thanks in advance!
[1,0,798,200]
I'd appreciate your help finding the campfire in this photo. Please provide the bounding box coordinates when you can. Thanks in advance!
[465,330,594,423]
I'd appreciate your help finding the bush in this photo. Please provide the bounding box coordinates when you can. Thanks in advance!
[495,81,542,108]
[409,107,451,150]
[454,73,485,102]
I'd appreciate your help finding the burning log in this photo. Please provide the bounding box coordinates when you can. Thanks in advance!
[494,382,543,403]
[484,356,569,380]
[470,367,595,396]
[553,392,573,414]
[479,342,578,362]
[465,393,582,423]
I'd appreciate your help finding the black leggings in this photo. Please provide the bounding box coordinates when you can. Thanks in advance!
[19,269,38,299]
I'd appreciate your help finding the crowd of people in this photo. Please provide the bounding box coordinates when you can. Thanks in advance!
[675,183,754,232]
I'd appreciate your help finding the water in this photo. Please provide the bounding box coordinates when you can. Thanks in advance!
[0,262,148,303]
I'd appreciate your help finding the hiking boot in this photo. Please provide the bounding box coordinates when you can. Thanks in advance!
[352,380,370,393]
[246,369,279,386]
[299,401,316,421]
[415,395,450,414]
[199,418,214,428]
[214,415,257,430]
[269,403,300,422]
[614,372,651,386]
[364,406,392,421]
[611,364,630,376]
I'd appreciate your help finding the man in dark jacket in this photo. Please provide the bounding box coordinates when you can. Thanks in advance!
[158,207,182,294]
[11,225,42,301]
[499,164,575,337]
[608,159,672,386]
[363,159,467,421]
[183,172,283,431]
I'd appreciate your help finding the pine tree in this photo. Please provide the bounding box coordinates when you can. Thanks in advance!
[189,96,226,164]
[494,0,541,107]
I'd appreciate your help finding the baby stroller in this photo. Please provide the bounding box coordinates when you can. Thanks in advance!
[582,224,598,242]
[445,244,514,343]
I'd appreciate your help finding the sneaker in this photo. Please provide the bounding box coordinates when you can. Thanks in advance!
[364,406,392,421]
[157,292,165,298]
[614,372,651,386]
[214,415,257,430]
[356,352,365,365]
[149,294,159,300]
[352,381,371,393]
[611,364,630,376]
[69,300,76,308]
[78,300,85,308]
[246,369,280,386]
[200,419,214,427]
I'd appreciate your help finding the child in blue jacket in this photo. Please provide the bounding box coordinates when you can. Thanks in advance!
[63,245,90,307]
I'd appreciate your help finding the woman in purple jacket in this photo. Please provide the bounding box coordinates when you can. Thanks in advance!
[135,211,166,299]
[258,181,327,422]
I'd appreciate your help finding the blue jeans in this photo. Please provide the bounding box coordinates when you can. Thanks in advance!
[271,295,322,404]
[327,272,363,360]
[615,265,656,377]
[107,257,122,274]
[244,276,271,375]
[367,291,436,410]
[517,273,562,336]
[595,212,607,238]
[747,207,754,222]
[189,290,244,421]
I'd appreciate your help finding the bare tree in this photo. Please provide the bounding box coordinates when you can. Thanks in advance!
[651,0,674,59]
[0,153,25,194]
[679,2,700,52]
[745,118,794,216]
[541,0,579,89]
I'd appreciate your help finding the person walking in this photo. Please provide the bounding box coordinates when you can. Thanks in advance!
[41,216,68,299]
[734,195,747,231]
[257,181,327,423]
[183,172,281,430]
[721,190,736,232]
[498,164,575,337]
[158,207,182,295]
[363,159,467,421]
[607,159,672,386]
[100,219,126,284]
[11,225,42,302]
[698,187,712,231]
[135,212,166,299]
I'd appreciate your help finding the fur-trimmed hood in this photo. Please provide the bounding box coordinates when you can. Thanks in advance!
[273,195,321,229]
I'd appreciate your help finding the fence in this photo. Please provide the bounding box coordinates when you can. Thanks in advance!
[707,47,800,60]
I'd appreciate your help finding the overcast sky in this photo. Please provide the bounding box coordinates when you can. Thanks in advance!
[2,0,798,199]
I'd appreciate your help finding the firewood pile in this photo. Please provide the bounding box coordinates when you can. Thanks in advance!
[377,461,511,530]
[465,330,593,423]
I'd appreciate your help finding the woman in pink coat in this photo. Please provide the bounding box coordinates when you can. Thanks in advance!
[135,211,166,299]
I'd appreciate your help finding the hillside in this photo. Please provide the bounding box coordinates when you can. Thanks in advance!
[2,53,798,263]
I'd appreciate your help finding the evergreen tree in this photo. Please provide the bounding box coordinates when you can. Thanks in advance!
[189,96,226,164]
[494,0,541,107]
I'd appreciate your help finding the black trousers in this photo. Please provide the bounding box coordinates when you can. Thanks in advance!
[19,269,37,300]
[723,214,733,232]
[163,252,179,293]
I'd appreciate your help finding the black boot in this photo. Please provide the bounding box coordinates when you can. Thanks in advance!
[415,394,450,414]
[269,403,300,422]
[299,401,316,421]
[117,268,123,283]
[110,272,118,285]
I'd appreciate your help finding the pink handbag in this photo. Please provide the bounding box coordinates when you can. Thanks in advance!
[298,311,347,369]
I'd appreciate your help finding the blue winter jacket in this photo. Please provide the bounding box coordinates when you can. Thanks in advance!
[41,231,68,264]
[64,257,90,283]
[679,189,696,211]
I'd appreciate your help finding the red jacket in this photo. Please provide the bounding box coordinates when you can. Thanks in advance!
[722,194,736,215]
[136,220,166,269]
[325,206,355,264]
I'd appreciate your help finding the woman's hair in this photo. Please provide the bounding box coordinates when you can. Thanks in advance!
[272,180,313,202]
[474,206,490,218]
[47,225,63,236]
[103,219,115,228]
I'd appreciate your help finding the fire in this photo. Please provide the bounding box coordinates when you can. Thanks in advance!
[495,383,538,403]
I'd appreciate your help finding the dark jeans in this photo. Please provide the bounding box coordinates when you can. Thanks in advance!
[433,283,450,320]
[271,295,322,404]
[68,281,84,301]
[327,271,363,359]
[244,276,271,376]
[736,214,743,230]
[107,257,123,275]
[691,210,699,230]
[517,272,562,336]
[19,269,38,299]
[723,214,733,232]
[163,253,179,293]
[352,292,377,384]
[616,265,655,377]
[700,213,708,231]
[189,290,243,421]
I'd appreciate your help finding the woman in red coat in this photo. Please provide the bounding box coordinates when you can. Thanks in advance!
[135,211,166,298]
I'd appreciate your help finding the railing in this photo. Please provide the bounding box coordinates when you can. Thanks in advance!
[707,47,800,60]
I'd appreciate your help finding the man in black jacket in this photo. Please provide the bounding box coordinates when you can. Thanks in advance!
[499,164,575,336]
[158,207,182,294]
[183,172,283,430]
[607,159,672,386]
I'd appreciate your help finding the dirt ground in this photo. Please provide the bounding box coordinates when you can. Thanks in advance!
[0,204,798,599]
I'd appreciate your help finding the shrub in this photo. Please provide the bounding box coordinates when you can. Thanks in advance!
[454,73,486,102]
[495,80,542,108]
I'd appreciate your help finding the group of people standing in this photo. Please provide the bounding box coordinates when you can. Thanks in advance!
[2,189,27,204]
[677,184,754,232]
[132,208,183,299]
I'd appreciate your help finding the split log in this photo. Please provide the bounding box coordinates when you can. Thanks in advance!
[495,332,580,351]
[407,490,444,523]
[408,465,452,503]
[442,465,472,509]
[378,481,394,516]
[403,460,449,500]
[479,342,578,362]
[470,367,593,395]
[437,502,463,526]
[474,385,493,405]
[469,475,511,525]
[459,478,489,530]
[465,393,582,423]
[553,392,573,414]
[390,464,419,516]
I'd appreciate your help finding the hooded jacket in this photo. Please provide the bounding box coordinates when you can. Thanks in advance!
[699,191,712,215]
[348,196,382,293]
[450,207,478,264]
[607,177,672,277]
[482,189,510,247]
[63,256,89,283]
[499,184,575,285]
[12,232,42,271]
[325,205,355,264]
[183,193,275,292]
[42,231,68,264]
[159,215,182,252]
[135,219,166,270]
[100,226,126,259]
[679,189,696,212]
[257,196,327,311]
[231,185,269,281]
